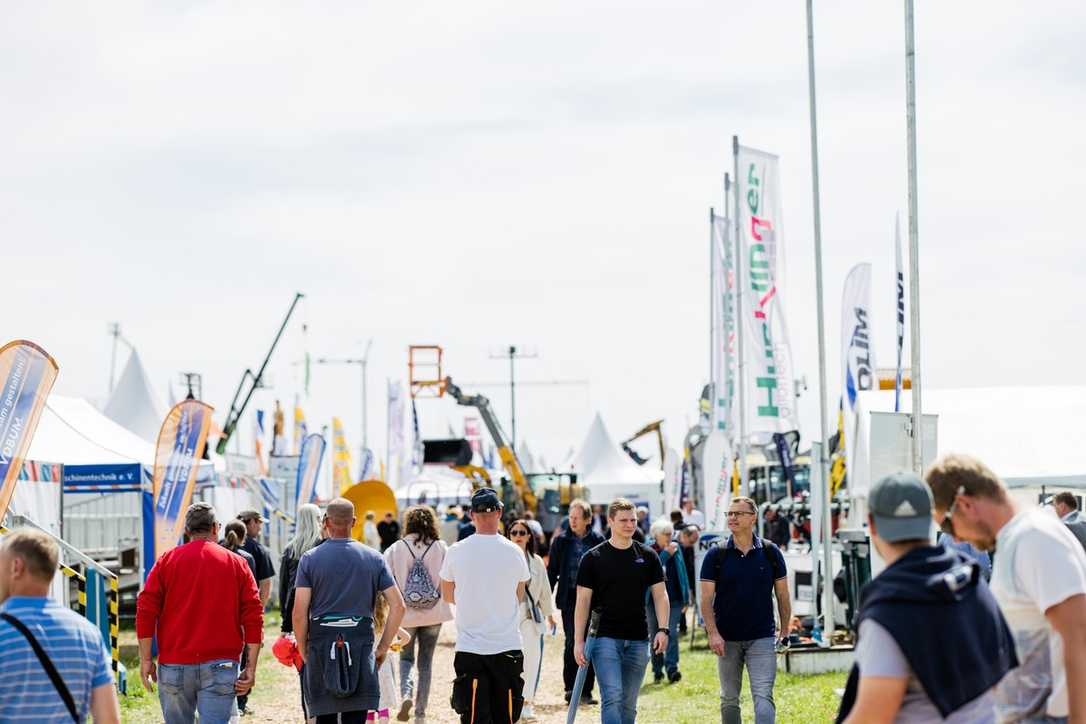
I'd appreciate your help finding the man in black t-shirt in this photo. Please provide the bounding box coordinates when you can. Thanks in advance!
[574,498,669,724]
[376,511,400,551]
[237,510,276,607]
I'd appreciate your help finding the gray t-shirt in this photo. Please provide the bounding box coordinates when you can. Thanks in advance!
[295,538,395,619]
[855,619,995,723]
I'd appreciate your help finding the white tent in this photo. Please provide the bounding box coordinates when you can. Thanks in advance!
[394,468,476,509]
[29,395,154,467]
[103,350,167,443]
[853,386,1086,491]
[571,414,663,512]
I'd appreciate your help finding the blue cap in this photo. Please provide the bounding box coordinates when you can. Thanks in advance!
[470,487,502,513]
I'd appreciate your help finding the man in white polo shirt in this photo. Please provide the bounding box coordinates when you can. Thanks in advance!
[440,488,530,724]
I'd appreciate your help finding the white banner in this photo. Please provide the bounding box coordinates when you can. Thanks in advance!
[711,214,738,443]
[894,214,906,412]
[735,145,798,439]
[386,380,404,488]
[842,262,876,481]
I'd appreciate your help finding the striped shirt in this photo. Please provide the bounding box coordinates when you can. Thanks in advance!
[0,596,112,723]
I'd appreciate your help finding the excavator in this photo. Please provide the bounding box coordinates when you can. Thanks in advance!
[443,376,537,514]
[620,420,666,469]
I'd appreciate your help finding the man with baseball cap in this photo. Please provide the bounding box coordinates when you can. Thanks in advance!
[440,488,530,723]
[236,510,275,608]
[838,472,1017,723]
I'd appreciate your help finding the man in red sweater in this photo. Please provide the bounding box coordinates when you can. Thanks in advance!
[136,502,264,724]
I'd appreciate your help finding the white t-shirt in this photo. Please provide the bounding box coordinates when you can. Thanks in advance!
[989,508,1086,719]
[439,533,531,655]
[684,509,706,529]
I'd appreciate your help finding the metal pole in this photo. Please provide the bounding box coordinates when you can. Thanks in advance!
[509,346,517,451]
[362,338,373,453]
[806,0,836,631]
[905,0,924,473]
[710,207,716,401]
[732,136,749,494]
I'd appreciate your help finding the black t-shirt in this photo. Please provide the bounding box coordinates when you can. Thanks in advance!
[241,537,276,582]
[377,520,401,550]
[575,541,665,641]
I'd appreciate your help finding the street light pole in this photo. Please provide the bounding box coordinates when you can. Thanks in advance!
[905,0,924,473]
[489,346,538,452]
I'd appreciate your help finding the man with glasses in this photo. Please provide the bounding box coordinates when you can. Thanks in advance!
[927,454,1086,723]
[700,496,790,724]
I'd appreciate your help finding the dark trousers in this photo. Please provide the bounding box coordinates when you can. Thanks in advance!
[315,712,365,723]
[561,604,595,696]
[451,650,524,724]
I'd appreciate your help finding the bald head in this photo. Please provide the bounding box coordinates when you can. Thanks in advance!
[324,497,356,538]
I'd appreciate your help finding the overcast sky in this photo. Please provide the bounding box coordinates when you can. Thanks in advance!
[4,2,1084,469]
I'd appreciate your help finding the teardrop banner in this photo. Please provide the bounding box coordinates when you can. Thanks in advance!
[152,400,213,559]
[0,340,59,523]
[295,432,327,509]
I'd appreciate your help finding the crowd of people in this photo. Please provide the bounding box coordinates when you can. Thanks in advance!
[2,451,1086,722]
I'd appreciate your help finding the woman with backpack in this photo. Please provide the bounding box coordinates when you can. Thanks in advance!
[383,505,453,724]
[506,518,555,722]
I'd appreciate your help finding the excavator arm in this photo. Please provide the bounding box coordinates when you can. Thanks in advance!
[444,377,536,512]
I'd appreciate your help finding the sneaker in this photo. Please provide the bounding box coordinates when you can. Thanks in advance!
[580,694,599,706]
[668,670,682,683]
[653,672,664,684]
[564,690,572,704]
[397,700,413,721]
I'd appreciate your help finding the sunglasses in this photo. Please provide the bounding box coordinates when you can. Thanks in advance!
[939,485,967,538]
[726,511,755,519]
[510,529,530,537]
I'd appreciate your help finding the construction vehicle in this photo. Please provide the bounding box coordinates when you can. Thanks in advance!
[620,420,666,469]
[444,376,537,514]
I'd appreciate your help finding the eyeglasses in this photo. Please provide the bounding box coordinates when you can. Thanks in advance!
[726,511,755,519]
[510,529,529,537]
[939,485,967,538]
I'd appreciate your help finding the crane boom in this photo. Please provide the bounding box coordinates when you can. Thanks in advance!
[444,376,536,511]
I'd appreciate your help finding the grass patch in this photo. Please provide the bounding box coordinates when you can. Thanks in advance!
[636,645,846,723]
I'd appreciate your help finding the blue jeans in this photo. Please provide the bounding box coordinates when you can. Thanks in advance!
[646,603,682,676]
[158,659,238,724]
[717,638,776,724]
[590,637,649,724]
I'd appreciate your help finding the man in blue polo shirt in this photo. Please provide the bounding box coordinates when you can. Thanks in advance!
[700,496,790,724]
[0,527,120,723]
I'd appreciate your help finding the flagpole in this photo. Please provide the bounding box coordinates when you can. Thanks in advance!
[732,136,749,495]
[806,0,836,635]
[710,206,716,418]
[905,0,924,473]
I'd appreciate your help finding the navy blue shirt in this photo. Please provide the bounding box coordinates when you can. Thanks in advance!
[700,535,787,641]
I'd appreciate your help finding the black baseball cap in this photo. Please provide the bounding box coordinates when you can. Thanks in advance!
[470,487,502,513]
[870,472,934,543]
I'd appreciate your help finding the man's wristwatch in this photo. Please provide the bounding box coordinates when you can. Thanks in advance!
[656,628,670,637]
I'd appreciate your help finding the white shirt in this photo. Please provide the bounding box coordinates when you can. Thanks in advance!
[440,533,530,655]
[989,508,1086,719]
[684,508,706,529]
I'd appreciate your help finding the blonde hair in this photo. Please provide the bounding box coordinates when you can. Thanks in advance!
[608,498,635,519]
[373,593,388,634]
[730,496,757,514]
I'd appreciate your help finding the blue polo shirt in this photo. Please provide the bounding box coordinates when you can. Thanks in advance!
[700,535,787,641]
[0,596,112,722]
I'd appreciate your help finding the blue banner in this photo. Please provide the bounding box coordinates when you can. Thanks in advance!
[153,400,213,559]
[0,341,59,522]
[295,433,327,509]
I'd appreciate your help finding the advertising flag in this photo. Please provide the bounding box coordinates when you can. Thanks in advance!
[152,400,213,559]
[711,213,737,441]
[0,341,59,523]
[386,380,404,486]
[295,432,327,509]
[735,145,799,439]
[292,399,307,454]
[842,262,876,483]
[331,417,353,494]
[358,448,375,482]
[894,214,906,412]
[253,409,269,476]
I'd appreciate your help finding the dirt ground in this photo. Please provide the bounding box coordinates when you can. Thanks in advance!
[241,618,577,723]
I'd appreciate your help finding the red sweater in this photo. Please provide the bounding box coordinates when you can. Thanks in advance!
[136,540,264,664]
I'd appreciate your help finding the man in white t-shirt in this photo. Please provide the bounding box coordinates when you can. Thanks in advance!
[440,488,530,724]
[927,454,1086,723]
[682,499,705,530]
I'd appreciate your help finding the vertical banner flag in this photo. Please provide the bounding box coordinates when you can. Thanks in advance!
[842,262,875,484]
[331,417,352,494]
[253,409,269,476]
[152,400,213,559]
[710,212,737,440]
[357,448,375,482]
[0,341,59,523]
[402,399,423,485]
[292,398,307,454]
[295,432,327,508]
[386,380,404,487]
[894,214,906,412]
[464,417,483,462]
[735,145,799,437]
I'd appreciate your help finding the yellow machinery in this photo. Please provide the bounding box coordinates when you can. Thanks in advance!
[342,480,397,539]
[620,420,666,471]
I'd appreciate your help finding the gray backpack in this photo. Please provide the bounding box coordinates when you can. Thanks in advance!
[402,540,441,610]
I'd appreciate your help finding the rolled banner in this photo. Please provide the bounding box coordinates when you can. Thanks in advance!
[0,341,59,523]
[153,400,213,559]
[295,432,327,509]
